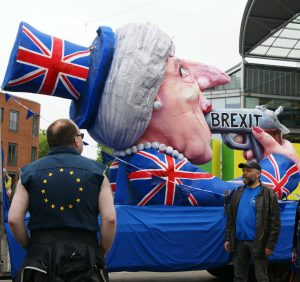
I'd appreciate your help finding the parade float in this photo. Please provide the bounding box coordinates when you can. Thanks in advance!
[1,21,300,281]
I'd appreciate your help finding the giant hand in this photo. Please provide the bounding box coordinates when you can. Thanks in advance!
[246,126,300,171]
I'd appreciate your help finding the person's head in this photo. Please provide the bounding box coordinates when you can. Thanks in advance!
[238,160,261,187]
[87,24,229,163]
[47,119,84,154]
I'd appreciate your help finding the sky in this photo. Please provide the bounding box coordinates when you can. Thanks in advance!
[0,0,248,159]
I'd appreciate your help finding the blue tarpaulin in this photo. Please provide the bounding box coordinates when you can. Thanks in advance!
[4,202,297,277]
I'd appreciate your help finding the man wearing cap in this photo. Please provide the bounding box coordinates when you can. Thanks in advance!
[224,160,280,282]
[8,119,116,282]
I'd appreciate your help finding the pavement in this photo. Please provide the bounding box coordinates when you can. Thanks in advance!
[0,270,218,281]
[110,270,218,281]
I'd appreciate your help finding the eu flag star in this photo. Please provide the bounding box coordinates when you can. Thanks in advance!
[79,187,84,192]
[48,172,53,177]
[41,189,46,194]
[76,198,81,203]
[43,179,47,184]
[60,206,65,211]
[76,178,81,183]
[69,204,73,209]
[59,168,64,172]
[51,204,55,209]
[70,171,74,175]
[44,198,49,203]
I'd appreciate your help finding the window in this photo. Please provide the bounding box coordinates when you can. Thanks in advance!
[31,146,37,162]
[9,110,19,132]
[244,63,300,97]
[8,143,18,166]
[226,97,241,109]
[0,107,4,122]
[212,98,225,108]
[32,116,39,137]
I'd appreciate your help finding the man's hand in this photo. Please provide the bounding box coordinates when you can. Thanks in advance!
[243,126,300,171]
[265,248,273,257]
[224,241,231,253]
[6,188,12,198]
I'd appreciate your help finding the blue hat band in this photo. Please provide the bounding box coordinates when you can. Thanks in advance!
[70,26,115,128]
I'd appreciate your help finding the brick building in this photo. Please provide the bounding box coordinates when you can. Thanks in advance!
[0,92,40,188]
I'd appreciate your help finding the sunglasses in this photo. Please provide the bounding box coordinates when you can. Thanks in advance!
[76,133,84,139]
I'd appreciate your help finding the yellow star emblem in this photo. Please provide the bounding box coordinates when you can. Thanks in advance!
[59,168,64,172]
[41,189,46,194]
[69,204,73,209]
[79,187,84,192]
[76,178,81,183]
[44,198,49,203]
[60,206,65,211]
[43,179,47,184]
[76,198,81,203]
[51,204,55,209]
[48,172,53,177]
[70,171,74,175]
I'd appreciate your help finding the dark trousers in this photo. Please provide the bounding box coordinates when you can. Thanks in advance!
[233,240,269,282]
[16,229,109,282]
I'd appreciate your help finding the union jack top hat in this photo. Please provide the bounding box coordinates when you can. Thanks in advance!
[2,22,114,129]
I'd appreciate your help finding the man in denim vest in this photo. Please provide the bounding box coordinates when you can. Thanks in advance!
[8,118,116,282]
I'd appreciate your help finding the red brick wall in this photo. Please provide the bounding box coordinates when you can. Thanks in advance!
[0,93,40,184]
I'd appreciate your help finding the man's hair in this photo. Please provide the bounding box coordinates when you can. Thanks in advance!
[47,119,78,148]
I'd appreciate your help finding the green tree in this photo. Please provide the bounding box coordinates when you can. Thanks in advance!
[38,129,49,159]
[97,143,114,164]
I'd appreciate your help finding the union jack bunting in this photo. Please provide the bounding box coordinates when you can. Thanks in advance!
[109,160,119,192]
[260,153,300,199]
[112,149,236,206]
[2,22,90,100]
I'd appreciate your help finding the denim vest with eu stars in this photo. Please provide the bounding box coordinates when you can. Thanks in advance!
[21,147,106,232]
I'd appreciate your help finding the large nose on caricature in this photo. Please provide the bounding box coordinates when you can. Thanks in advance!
[190,62,230,91]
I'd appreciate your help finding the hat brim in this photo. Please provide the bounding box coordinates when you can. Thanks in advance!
[238,163,261,170]
[70,26,115,129]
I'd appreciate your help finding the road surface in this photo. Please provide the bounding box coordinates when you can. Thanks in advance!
[0,270,219,281]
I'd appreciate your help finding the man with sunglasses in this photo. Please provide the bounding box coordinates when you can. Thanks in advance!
[8,118,116,282]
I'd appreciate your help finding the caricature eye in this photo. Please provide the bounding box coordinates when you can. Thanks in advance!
[179,66,190,78]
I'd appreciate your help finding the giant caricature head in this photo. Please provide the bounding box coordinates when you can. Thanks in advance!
[2,22,229,164]
[87,24,230,164]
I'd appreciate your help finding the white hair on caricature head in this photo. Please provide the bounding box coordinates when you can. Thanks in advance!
[88,23,174,150]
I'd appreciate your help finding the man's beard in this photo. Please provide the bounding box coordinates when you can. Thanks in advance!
[243,177,255,186]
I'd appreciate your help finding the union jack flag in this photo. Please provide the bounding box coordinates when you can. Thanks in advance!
[3,22,90,100]
[111,149,235,206]
[260,153,299,199]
